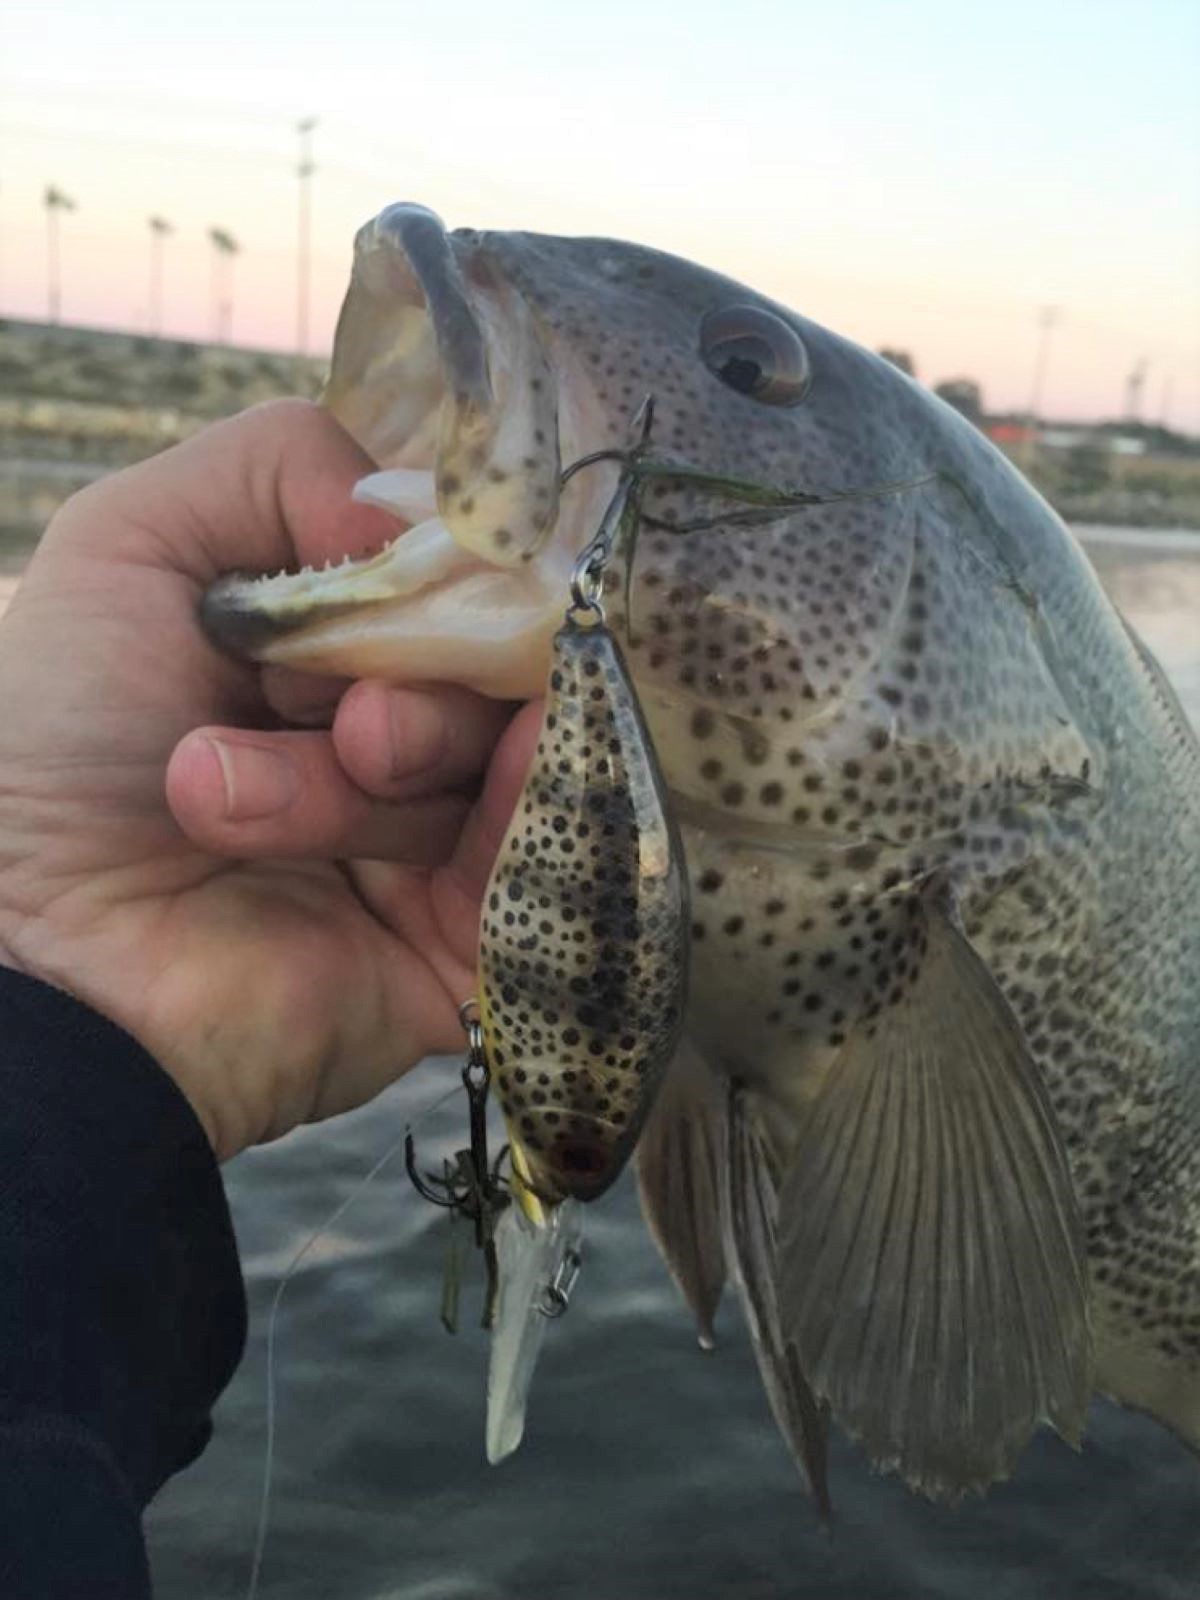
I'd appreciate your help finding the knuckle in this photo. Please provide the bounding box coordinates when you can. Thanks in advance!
[241,395,325,436]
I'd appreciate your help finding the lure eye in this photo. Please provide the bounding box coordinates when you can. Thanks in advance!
[700,304,810,406]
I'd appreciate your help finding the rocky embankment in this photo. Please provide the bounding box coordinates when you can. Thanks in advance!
[2,318,1198,560]
[0,319,323,559]
[1015,452,1200,530]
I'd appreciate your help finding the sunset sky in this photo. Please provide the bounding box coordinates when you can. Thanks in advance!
[3,0,1198,429]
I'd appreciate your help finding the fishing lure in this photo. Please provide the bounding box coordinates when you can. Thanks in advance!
[479,401,691,1214]
[407,400,691,1460]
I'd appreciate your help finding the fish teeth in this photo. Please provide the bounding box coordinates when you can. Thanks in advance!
[352,467,438,523]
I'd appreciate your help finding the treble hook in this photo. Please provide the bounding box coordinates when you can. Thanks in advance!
[405,998,512,1331]
[460,1003,492,1251]
[404,1135,460,1209]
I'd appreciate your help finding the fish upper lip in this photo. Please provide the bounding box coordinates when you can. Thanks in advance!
[199,203,616,696]
[333,203,563,569]
[368,203,492,413]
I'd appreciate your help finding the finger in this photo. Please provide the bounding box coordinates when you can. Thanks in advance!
[333,681,515,802]
[165,725,470,866]
[55,399,400,586]
[429,699,544,967]
[347,702,541,979]
[260,665,351,727]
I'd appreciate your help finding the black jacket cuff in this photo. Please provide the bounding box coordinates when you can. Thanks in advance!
[0,964,246,1507]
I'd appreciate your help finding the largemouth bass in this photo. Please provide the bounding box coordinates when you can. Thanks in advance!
[202,202,1200,1505]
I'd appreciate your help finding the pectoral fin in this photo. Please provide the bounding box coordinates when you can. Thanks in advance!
[635,1040,727,1348]
[777,893,1092,1500]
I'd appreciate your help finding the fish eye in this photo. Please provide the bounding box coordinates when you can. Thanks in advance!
[699,304,810,406]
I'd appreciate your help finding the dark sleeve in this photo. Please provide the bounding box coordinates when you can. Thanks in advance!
[0,966,247,1599]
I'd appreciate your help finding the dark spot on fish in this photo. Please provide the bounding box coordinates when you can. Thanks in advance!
[740,727,770,766]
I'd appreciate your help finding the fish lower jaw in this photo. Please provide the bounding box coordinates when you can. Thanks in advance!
[200,511,572,698]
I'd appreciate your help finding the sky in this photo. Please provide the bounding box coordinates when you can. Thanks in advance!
[2,0,1198,429]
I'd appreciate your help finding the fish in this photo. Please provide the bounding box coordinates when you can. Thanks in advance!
[201,200,1200,1506]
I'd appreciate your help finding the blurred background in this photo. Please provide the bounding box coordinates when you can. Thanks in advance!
[3,4,1200,1597]
[2,0,1198,566]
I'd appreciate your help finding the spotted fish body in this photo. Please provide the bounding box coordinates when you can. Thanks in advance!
[200,203,1200,1508]
[479,612,689,1206]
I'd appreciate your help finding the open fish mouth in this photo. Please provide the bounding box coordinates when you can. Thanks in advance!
[201,203,612,698]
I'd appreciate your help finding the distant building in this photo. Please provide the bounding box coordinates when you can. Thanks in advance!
[1037,427,1147,457]
[1038,427,1094,452]
[984,421,1035,447]
[981,420,1147,457]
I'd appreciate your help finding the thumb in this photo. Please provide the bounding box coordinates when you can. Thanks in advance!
[49,398,397,586]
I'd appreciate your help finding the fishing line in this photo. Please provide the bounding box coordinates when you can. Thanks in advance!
[559,425,936,645]
[245,1078,462,1600]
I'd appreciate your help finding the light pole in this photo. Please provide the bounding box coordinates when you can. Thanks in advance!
[1123,359,1148,423]
[208,227,239,344]
[44,185,77,324]
[148,215,173,337]
[1159,373,1174,431]
[296,116,318,356]
[1022,305,1060,471]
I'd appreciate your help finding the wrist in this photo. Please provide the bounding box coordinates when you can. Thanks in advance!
[0,911,228,1157]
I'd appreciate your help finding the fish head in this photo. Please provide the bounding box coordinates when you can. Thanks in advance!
[198,202,1103,1041]
[200,202,934,712]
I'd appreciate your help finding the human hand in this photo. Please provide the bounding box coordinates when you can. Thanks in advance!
[0,400,539,1159]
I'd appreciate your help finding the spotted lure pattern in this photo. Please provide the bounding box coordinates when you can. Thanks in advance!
[479,611,689,1207]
